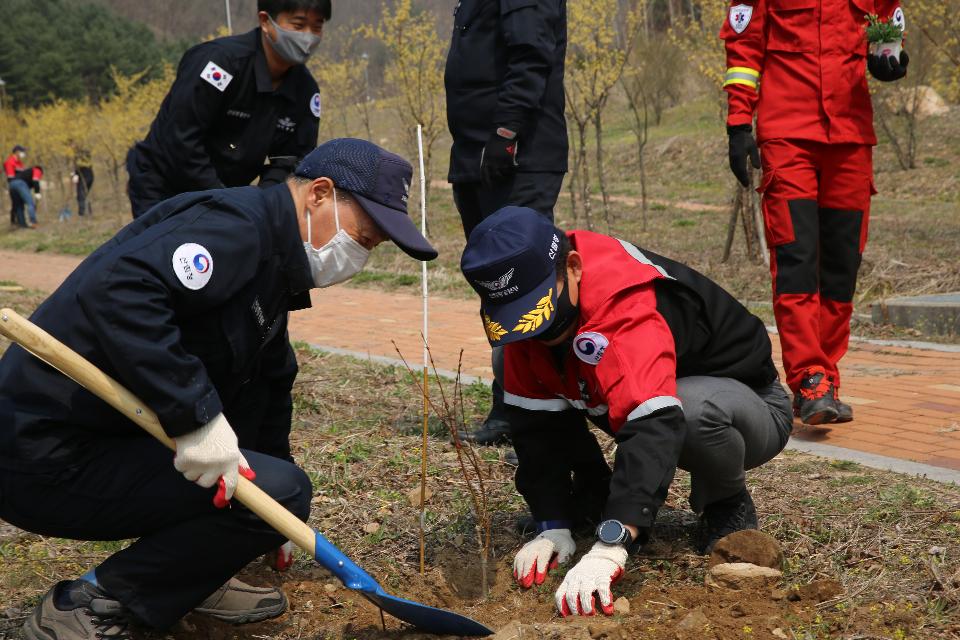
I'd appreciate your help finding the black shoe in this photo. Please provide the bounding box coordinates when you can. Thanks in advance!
[700,488,758,555]
[834,399,853,423]
[23,580,132,640]
[460,417,511,446]
[794,368,839,425]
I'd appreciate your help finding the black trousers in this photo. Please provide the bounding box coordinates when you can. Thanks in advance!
[452,171,564,240]
[453,171,565,426]
[0,440,311,628]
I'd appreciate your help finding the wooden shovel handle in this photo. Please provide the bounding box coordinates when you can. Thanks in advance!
[0,308,316,555]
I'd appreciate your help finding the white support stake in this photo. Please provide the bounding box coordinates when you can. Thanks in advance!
[416,123,429,575]
[418,125,428,363]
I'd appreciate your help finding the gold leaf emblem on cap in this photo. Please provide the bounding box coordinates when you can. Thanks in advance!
[483,313,508,342]
[513,288,554,334]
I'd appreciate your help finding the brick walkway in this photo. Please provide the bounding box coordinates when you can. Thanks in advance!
[4,250,960,472]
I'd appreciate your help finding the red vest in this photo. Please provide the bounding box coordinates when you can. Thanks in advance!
[503,231,681,433]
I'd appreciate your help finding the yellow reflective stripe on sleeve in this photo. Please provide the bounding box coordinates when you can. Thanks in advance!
[724,77,759,89]
[723,67,761,89]
[727,66,760,78]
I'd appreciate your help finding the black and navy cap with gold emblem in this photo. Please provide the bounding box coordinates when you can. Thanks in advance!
[460,206,563,345]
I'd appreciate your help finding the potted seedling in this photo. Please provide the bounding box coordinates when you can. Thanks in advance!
[865,13,904,58]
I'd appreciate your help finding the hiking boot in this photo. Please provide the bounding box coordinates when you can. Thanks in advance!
[459,416,511,446]
[22,580,132,640]
[834,399,853,423]
[194,577,287,624]
[794,368,839,425]
[700,488,759,555]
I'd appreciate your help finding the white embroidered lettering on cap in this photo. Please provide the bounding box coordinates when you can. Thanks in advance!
[729,4,753,34]
[303,188,370,288]
[573,332,609,365]
[172,243,214,290]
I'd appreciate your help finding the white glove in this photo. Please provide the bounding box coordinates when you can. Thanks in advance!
[555,541,628,616]
[34,192,42,201]
[173,413,249,502]
[72,174,80,184]
[513,528,576,588]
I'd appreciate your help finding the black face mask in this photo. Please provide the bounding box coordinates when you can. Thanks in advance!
[537,271,579,344]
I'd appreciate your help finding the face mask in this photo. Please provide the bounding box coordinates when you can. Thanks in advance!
[18,152,26,159]
[303,188,370,288]
[536,270,580,343]
[267,16,322,65]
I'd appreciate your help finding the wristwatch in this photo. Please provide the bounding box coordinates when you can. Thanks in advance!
[596,519,633,546]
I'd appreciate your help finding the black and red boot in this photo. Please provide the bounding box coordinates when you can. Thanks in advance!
[794,367,839,425]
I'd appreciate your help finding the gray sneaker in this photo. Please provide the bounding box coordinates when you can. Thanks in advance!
[194,577,287,624]
[22,580,132,640]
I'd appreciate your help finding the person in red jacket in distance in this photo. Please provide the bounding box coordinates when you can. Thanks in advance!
[721,1,909,425]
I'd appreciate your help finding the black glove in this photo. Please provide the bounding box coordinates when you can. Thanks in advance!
[727,124,761,188]
[868,50,909,82]
[259,155,299,187]
[480,126,519,187]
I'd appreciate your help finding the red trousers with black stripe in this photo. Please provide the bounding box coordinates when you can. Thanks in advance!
[759,139,874,393]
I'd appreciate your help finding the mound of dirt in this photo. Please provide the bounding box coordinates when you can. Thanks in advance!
[708,529,784,569]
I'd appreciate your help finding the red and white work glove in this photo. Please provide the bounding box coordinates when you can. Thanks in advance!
[513,528,576,588]
[173,413,255,508]
[266,541,295,571]
[555,541,628,616]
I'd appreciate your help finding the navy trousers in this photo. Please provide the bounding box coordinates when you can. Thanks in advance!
[0,440,311,628]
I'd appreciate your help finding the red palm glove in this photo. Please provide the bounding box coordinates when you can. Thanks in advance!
[513,528,576,588]
[212,464,256,508]
[555,542,628,616]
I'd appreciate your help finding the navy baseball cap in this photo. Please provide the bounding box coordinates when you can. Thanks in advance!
[295,138,437,261]
[461,207,563,345]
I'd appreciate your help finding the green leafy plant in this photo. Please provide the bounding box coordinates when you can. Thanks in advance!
[865,14,904,43]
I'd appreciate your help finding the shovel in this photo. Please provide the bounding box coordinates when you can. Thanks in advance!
[0,308,492,637]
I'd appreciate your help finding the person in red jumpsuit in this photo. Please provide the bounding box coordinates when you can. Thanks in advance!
[721,1,908,425]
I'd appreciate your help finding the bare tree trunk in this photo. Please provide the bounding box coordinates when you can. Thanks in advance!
[566,114,579,224]
[577,121,593,230]
[593,105,612,232]
[359,100,374,140]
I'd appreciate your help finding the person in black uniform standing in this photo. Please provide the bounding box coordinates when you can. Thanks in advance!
[126,0,330,219]
[444,0,568,445]
[3,139,437,639]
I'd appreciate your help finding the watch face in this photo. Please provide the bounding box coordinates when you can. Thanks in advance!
[598,520,624,544]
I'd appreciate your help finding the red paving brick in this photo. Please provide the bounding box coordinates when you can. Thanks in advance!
[3,249,960,472]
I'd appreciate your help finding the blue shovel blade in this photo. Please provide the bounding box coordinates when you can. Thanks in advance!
[362,589,494,637]
[314,532,493,636]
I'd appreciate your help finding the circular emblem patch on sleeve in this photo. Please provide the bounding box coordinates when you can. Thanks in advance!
[172,243,214,291]
[573,332,609,365]
[310,92,322,118]
[892,6,905,31]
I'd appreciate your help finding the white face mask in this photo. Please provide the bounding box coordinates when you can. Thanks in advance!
[303,188,370,288]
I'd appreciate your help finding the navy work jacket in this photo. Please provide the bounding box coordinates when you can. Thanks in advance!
[444,0,569,182]
[129,28,320,200]
[0,184,313,471]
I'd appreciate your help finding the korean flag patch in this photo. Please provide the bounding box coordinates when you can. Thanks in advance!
[310,92,322,118]
[201,61,233,92]
[729,4,753,34]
